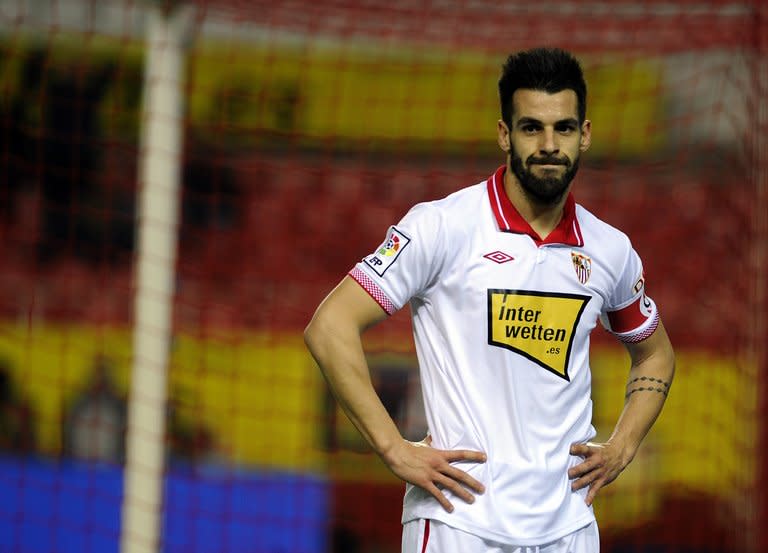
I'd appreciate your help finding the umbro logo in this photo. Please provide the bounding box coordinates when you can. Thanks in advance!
[483,251,515,264]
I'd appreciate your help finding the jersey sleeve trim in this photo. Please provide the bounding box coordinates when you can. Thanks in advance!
[349,267,396,316]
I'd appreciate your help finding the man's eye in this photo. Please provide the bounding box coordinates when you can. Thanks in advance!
[557,125,577,134]
[522,125,540,133]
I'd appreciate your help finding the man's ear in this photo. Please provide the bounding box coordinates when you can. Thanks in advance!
[497,119,511,153]
[580,119,592,152]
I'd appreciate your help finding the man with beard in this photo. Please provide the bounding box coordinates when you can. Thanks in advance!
[305,47,675,553]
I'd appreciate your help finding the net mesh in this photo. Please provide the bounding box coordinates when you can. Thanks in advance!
[0,1,766,552]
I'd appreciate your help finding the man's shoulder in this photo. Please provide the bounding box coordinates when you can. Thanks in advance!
[415,180,487,219]
[575,202,631,247]
[391,181,488,255]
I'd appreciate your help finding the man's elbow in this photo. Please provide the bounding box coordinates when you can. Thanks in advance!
[665,345,676,378]
[658,328,676,374]
[303,312,324,355]
[652,335,676,382]
[304,305,340,359]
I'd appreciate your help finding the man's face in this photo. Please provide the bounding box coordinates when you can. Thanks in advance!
[498,89,591,206]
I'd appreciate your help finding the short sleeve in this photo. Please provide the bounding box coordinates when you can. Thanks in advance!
[599,245,660,343]
[349,202,446,315]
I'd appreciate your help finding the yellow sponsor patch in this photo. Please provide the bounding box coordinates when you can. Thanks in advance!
[487,289,591,380]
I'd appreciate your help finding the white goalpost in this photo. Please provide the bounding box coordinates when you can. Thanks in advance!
[120,4,194,553]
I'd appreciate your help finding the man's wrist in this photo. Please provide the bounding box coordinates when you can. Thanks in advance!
[606,436,638,467]
[376,435,406,466]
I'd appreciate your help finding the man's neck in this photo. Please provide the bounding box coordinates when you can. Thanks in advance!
[503,166,569,241]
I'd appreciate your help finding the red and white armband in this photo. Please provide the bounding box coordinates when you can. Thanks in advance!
[601,293,660,343]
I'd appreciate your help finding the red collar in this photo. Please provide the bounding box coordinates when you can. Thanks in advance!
[486,165,584,247]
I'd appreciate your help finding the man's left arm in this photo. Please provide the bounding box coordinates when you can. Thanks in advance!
[568,320,675,505]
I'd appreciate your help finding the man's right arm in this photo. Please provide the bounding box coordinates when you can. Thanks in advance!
[304,275,486,512]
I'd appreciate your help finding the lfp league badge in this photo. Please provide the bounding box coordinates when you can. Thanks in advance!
[364,226,411,276]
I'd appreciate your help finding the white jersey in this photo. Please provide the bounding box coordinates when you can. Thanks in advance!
[350,166,659,546]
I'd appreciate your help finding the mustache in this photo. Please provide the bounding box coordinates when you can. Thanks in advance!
[527,155,569,166]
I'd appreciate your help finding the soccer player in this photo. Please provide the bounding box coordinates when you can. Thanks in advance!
[304,47,675,553]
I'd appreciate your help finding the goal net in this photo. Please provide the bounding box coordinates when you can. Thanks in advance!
[0,1,766,552]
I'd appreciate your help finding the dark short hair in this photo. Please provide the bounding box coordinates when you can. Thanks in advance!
[498,47,587,125]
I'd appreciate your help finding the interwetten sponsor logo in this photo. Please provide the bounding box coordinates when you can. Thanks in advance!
[487,289,591,381]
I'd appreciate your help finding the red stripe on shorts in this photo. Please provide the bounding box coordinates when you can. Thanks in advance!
[421,520,431,553]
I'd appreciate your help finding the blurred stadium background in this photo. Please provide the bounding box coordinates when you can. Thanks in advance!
[0,0,766,552]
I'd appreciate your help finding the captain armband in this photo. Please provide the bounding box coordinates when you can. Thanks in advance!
[602,292,659,344]
[624,376,671,399]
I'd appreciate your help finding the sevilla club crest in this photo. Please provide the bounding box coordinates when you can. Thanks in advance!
[571,252,592,285]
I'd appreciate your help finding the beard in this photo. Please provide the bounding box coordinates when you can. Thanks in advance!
[510,149,580,206]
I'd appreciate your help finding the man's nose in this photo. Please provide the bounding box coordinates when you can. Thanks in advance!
[539,128,558,155]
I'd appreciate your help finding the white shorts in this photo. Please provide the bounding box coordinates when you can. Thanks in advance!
[401,519,599,553]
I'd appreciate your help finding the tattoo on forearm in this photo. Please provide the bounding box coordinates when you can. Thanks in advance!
[625,376,671,399]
